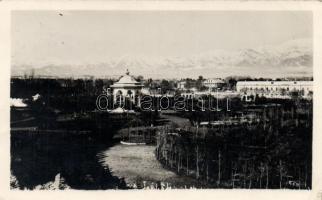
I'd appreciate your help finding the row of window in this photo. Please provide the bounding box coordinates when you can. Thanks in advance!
[241,87,311,91]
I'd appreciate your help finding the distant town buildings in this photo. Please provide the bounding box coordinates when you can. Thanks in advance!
[180,90,239,99]
[11,70,313,102]
[236,81,313,100]
[177,81,186,90]
[177,78,226,92]
[202,78,225,90]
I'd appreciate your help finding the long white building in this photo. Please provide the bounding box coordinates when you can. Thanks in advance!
[236,81,313,99]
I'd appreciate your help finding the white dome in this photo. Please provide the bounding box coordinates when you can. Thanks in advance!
[110,69,143,89]
[117,75,139,84]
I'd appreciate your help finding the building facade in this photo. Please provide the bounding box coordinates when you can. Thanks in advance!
[236,81,313,99]
[203,78,225,90]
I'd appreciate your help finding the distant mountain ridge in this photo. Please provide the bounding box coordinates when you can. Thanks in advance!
[12,38,312,79]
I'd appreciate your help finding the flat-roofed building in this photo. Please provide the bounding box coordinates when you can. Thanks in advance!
[203,78,225,89]
[236,81,313,99]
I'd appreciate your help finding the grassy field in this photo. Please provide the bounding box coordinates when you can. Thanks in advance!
[98,144,199,188]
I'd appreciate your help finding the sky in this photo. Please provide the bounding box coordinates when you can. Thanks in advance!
[11,11,313,78]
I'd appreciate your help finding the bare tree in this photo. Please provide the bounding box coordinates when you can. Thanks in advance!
[259,162,265,188]
[217,150,221,185]
[196,145,200,179]
[277,160,287,189]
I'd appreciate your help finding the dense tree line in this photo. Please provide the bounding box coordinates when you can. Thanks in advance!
[156,100,312,189]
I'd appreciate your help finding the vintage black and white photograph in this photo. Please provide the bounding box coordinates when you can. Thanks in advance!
[10,10,313,190]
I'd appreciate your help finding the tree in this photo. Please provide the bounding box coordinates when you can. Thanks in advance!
[280,88,287,96]
[226,77,237,90]
[196,76,204,91]
[290,91,300,100]
[160,80,172,94]
[136,75,144,82]
[258,162,265,188]
[277,160,287,189]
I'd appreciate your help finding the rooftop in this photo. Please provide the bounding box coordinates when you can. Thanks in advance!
[111,69,143,88]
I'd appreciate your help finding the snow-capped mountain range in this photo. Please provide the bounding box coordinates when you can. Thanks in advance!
[12,38,312,79]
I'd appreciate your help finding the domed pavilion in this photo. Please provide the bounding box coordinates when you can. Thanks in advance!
[110,69,143,104]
